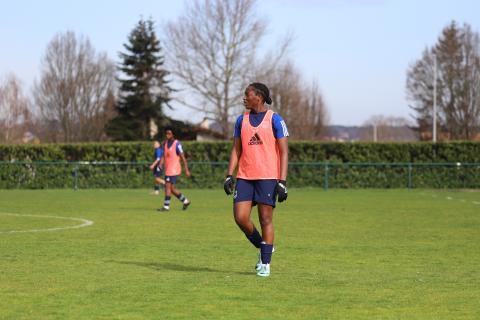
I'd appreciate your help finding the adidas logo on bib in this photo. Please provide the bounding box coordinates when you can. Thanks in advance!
[248,133,263,145]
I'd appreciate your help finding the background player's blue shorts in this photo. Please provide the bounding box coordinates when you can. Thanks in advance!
[165,175,178,184]
[234,179,277,207]
[153,167,163,178]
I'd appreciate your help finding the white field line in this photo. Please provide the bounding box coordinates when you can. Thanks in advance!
[423,193,480,207]
[0,213,93,234]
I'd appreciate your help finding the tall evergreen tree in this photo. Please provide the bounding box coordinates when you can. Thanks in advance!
[106,19,172,141]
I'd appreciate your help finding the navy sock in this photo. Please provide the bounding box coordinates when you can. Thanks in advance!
[246,228,263,248]
[260,242,273,264]
[154,185,160,191]
[164,196,171,208]
[176,193,186,202]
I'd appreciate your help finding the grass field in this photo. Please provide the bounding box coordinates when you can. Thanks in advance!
[1,188,479,319]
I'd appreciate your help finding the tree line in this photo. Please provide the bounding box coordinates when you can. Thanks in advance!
[0,0,328,144]
[1,0,479,144]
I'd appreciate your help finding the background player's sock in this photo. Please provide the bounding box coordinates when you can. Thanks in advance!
[154,185,160,191]
[164,196,171,209]
[260,242,273,264]
[246,228,263,248]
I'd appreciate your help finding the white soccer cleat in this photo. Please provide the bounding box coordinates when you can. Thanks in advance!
[182,200,191,211]
[255,247,275,271]
[256,263,270,277]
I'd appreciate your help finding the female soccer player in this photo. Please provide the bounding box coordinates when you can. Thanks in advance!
[224,82,289,277]
[158,128,191,212]
[149,141,165,195]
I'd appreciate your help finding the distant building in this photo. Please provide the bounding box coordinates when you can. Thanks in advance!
[21,131,38,144]
[196,117,225,141]
[323,125,418,142]
[149,119,158,139]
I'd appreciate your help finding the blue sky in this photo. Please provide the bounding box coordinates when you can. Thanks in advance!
[1,0,479,125]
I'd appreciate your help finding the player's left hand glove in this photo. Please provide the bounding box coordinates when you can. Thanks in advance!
[276,180,288,202]
[224,175,234,195]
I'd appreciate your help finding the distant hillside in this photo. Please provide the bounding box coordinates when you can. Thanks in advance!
[323,125,418,142]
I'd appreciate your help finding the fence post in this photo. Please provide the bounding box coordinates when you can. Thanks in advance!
[408,163,412,189]
[74,164,79,191]
[324,163,329,191]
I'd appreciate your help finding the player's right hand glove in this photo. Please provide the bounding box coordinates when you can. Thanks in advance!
[276,180,288,202]
[224,175,234,195]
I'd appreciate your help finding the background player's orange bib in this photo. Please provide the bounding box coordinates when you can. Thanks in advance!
[164,140,182,176]
[237,110,280,180]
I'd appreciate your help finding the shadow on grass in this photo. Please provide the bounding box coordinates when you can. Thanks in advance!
[108,260,251,275]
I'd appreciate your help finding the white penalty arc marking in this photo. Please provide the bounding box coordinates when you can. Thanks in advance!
[0,213,94,234]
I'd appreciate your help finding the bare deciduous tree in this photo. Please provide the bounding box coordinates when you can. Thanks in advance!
[407,21,480,140]
[164,0,289,137]
[34,31,116,142]
[0,74,31,143]
[258,61,328,140]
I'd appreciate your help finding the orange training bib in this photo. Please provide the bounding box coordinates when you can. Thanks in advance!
[237,110,280,180]
[164,140,182,176]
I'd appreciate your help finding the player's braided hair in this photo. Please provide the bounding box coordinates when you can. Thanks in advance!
[248,82,272,105]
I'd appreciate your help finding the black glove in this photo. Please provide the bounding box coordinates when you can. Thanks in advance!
[276,180,288,202]
[224,175,234,195]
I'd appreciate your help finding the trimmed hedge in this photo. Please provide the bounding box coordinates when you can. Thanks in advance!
[1,141,480,163]
[0,141,479,189]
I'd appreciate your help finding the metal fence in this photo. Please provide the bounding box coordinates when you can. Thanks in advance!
[0,161,479,190]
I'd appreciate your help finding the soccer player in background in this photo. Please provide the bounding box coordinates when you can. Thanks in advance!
[224,82,289,277]
[149,141,165,195]
[158,128,191,212]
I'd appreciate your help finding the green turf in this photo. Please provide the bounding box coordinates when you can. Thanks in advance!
[0,188,479,319]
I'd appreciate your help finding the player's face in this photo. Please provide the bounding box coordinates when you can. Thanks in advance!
[243,88,260,109]
[165,130,173,140]
[153,141,160,148]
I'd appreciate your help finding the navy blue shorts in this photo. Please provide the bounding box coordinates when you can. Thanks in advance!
[234,179,277,207]
[165,175,178,184]
[153,167,163,178]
